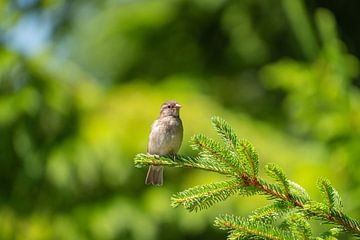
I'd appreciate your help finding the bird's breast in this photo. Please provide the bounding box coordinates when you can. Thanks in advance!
[147,117,183,155]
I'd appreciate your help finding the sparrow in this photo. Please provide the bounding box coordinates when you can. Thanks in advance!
[145,100,183,186]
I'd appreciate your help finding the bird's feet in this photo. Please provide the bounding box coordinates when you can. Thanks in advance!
[169,153,177,161]
[147,153,160,159]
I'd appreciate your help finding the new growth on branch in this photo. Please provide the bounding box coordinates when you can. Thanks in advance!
[135,116,360,239]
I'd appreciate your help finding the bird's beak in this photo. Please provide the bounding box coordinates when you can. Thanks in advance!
[175,103,182,109]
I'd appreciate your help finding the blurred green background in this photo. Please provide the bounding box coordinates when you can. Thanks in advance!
[1,0,360,239]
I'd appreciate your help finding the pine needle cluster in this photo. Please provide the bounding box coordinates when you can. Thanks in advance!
[134,117,360,239]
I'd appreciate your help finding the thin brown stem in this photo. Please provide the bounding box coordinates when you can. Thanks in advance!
[240,172,360,236]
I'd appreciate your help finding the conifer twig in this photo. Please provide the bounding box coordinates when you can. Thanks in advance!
[134,117,360,239]
[134,153,233,175]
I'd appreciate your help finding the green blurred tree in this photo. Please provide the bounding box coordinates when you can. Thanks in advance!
[1,0,360,239]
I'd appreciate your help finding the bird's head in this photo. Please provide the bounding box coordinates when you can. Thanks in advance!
[160,100,182,117]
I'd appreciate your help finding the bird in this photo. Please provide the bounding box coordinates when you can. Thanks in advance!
[145,100,183,186]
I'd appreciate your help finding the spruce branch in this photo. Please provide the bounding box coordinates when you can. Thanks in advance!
[211,116,239,149]
[211,116,259,177]
[320,227,343,239]
[215,214,294,240]
[304,202,360,237]
[280,212,313,240]
[266,164,290,195]
[317,178,343,211]
[238,139,259,177]
[240,174,306,208]
[134,153,233,175]
[134,116,360,239]
[171,178,258,212]
[191,134,243,176]
[249,201,292,224]
[288,180,310,202]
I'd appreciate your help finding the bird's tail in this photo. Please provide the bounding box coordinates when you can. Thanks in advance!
[145,166,163,186]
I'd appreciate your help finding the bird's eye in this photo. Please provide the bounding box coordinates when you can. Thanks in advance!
[167,105,171,108]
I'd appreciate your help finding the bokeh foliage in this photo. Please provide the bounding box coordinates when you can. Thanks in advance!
[1,0,359,239]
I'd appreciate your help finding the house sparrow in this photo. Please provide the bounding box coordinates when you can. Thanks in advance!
[145,100,183,186]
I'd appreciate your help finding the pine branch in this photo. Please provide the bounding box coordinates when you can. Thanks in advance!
[134,116,360,239]
[211,116,239,149]
[266,164,290,195]
[320,227,343,239]
[327,209,360,237]
[215,214,294,240]
[288,180,310,202]
[304,202,360,237]
[244,172,360,237]
[191,134,243,176]
[238,139,259,177]
[171,178,258,212]
[211,116,259,177]
[280,212,313,240]
[240,174,307,208]
[249,201,292,224]
[134,153,233,175]
[317,178,343,211]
